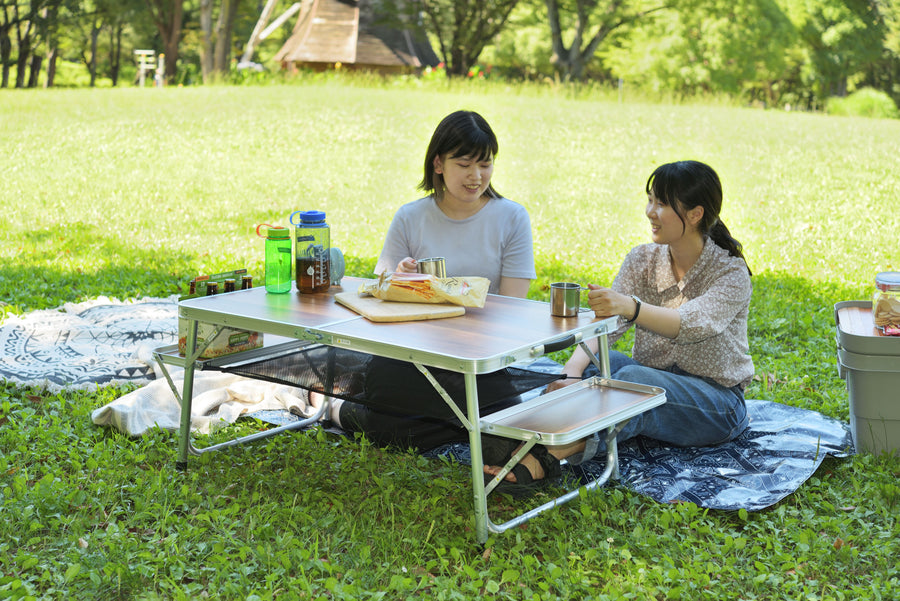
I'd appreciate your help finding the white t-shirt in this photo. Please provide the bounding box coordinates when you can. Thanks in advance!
[375,196,536,294]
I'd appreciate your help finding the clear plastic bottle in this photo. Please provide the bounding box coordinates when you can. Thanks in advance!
[291,210,331,293]
[257,224,292,294]
[872,271,900,328]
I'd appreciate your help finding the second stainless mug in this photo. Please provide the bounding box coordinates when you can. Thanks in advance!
[550,282,583,317]
[417,257,446,278]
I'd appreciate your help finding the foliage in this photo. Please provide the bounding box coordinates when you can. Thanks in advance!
[542,0,668,81]
[826,85,900,118]
[413,0,520,77]
[3,0,900,112]
[600,0,800,104]
[1,82,900,599]
[787,0,886,100]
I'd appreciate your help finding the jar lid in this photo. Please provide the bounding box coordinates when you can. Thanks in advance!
[875,271,900,291]
[268,226,290,239]
[298,210,326,224]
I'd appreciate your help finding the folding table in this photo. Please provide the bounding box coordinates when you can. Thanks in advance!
[162,276,666,543]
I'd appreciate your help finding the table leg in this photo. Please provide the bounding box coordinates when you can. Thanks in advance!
[176,318,199,470]
[597,332,611,378]
[580,332,611,379]
[464,372,491,545]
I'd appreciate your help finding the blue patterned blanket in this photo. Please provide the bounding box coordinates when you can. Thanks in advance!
[426,398,852,511]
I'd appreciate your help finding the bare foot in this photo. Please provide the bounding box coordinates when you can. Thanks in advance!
[482,448,545,483]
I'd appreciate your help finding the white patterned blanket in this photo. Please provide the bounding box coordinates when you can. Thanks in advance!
[0,296,180,392]
[0,296,316,435]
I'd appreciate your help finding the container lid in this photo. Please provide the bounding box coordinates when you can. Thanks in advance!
[876,271,900,292]
[267,226,290,239]
[835,301,900,355]
[298,210,326,224]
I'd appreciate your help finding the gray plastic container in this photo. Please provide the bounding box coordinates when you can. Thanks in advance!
[834,302,900,455]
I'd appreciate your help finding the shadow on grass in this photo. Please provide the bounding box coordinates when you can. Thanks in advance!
[4,224,197,314]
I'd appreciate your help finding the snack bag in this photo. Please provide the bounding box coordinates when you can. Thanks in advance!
[359,272,490,308]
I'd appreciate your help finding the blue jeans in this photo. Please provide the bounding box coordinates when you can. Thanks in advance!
[568,351,749,465]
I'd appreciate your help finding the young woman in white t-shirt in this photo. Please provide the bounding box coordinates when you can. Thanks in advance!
[319,110,547,451]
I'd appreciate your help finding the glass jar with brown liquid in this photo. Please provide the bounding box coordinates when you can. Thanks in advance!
[291,210,330,293]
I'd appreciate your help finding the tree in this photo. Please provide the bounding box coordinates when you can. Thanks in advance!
[417,0,520,77]
[786,0,885,100]
[865,0,900,106]
[199,0,241,82]
[42,0,58,86]
[0,0,64,88]
[544,0,668,81]
[145,0,182,83]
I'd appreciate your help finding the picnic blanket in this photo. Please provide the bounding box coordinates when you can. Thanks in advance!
[0,296,180,392]
[425,397,853,512]
[1,297,853,511]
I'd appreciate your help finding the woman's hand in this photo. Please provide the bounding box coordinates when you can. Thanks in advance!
[586,284,635,319]
[544,378,579,393]
[544,356,591,394]
[587,284,682,338]
[395,257,417,273]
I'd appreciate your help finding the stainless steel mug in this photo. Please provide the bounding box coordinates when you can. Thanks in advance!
[550,282,583,317]
[417,257,446,278]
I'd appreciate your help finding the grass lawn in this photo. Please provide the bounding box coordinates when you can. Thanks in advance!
[1,78,899,599]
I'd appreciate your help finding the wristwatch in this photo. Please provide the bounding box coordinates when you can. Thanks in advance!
[626,295,642,323]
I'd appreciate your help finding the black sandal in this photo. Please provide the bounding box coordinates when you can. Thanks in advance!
[480,435,521,466]
[481,437,561,499]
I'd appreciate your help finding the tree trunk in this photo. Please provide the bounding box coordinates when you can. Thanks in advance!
[0,24,10,89]
[45,46,56,87]
[146,0,185,85]
[27,52,41,87]
[214,0,241,73]
[200,0,213,82]
[15,32,30,88]
[44,3,59,88]
[89,19,100,87]
[109,23,123,86]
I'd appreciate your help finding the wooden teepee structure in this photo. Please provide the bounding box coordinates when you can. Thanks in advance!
[272,0,438,74]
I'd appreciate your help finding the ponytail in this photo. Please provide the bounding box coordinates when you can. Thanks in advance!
[709,219,752,276]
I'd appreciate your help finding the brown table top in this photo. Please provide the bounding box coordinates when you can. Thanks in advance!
[180,277,616,373]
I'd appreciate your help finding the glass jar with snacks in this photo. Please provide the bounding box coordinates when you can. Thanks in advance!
[872,271,900,332]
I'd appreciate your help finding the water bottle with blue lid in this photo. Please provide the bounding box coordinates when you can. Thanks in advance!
[290,210,331,293]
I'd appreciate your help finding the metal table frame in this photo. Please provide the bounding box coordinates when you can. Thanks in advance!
[167,277,655,543]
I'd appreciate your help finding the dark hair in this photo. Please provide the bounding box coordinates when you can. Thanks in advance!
[646,160,751,275]
[418,110,501,201]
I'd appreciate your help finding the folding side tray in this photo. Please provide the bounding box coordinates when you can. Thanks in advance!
[480,376,666,446]
[478,377,666,536]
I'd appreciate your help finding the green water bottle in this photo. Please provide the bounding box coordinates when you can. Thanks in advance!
[256,224,292,294]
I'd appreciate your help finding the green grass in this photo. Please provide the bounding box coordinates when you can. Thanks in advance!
[2,78,900,599]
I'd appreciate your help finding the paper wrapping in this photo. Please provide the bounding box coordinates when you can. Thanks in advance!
[359,273,490,308]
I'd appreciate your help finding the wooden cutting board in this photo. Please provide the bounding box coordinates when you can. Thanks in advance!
[334,292,465,322]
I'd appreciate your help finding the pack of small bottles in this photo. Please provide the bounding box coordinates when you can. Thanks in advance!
[186,268,255,297]
[178,268,265,358]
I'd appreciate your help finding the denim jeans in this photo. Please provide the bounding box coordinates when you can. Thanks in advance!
[567,350,749,465]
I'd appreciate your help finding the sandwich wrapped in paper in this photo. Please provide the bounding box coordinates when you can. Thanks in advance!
[359,272,490,308]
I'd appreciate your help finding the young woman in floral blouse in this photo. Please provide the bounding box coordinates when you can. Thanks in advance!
[483,160,754,496]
